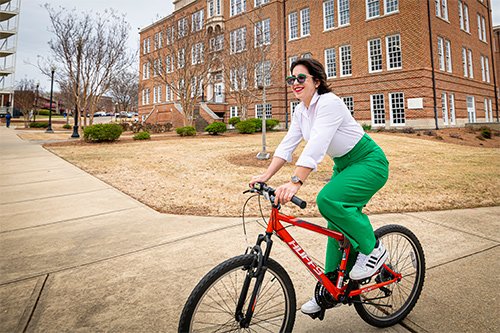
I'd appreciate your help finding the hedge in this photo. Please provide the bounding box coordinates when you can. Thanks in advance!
[83,123,123,142]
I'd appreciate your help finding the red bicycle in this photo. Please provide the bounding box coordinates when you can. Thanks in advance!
[179,183,425,332]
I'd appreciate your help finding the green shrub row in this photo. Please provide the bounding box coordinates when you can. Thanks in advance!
[29,122,49,128]
[205,121,227,135]
[83,123,123,142]
[232,118,280,134]
[176,126,196,136]
[133,131,151,140]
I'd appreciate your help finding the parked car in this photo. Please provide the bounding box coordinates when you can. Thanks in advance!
[93,111,106,117]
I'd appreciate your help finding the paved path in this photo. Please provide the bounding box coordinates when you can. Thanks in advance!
[1,126,499,332]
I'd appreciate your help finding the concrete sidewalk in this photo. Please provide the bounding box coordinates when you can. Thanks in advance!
[1,126,499,332]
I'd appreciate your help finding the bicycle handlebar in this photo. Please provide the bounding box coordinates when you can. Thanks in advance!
[245,182,307,209]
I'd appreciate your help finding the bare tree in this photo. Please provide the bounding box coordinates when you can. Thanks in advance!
[109,71,139,112]
[14,78,36,128]
[40,4,134,133]
[223,5,283,159]
[143,11,215,127]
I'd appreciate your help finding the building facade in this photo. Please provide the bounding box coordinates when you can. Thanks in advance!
[138,0,498,130]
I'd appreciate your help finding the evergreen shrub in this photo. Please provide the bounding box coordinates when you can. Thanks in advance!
[133,131,151,140]
[83,123,123,142]
[205,122,227,135]
[236,119,256,134]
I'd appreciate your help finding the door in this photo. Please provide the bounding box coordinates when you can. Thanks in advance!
[214,83,223,103]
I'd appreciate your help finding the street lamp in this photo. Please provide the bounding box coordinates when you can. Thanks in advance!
[71,38,83,138]
[33,82,39,122]
[45,66,56,133]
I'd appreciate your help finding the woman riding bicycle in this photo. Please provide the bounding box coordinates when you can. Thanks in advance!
[250,58,389,316]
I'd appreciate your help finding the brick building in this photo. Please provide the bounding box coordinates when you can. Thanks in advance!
[138,0,498,130]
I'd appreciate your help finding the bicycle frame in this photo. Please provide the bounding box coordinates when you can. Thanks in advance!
[265,205,402,301]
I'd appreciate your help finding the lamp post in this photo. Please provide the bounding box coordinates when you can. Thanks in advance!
[33,82,39,122]
[45,66,56,133]
[71,38,82,138]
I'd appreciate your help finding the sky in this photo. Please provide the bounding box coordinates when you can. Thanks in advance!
[14,0,500,92]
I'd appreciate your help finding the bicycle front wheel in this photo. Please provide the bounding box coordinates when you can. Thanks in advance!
[353,224,425,327]
[178,254,296,332]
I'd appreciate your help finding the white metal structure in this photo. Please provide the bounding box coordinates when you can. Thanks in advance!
[0,0,20,116]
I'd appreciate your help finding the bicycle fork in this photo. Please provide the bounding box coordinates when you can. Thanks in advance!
[235,233,273,328]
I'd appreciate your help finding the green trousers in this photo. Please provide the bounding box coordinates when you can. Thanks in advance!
[317,134,389,274]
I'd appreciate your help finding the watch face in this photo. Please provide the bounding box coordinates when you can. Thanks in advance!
[292,176,299,183]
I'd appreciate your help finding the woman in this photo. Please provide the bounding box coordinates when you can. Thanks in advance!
[249,58,389,316]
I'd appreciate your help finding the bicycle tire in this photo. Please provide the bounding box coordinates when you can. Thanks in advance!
[353,224,425,327]
[178,254,296,332]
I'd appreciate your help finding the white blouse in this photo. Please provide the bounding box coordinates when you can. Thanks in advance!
[274,92,365,172]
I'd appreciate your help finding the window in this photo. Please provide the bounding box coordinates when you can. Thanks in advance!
[371,94,385,125]
[256,103,272,119]
[368,38,383,72]
[462,47,468,77]
[145,88,150,105]
[458,1,469,32]
[153,86,157,104]
[255,60,271,87]
[208,0,221,17]
[192,43,204,65]
[290,55,299,67]
[325,48,336,78]
[445,39,452,72]
[147,37,150,53]
[154,33,158,50]
[485,56,490,83]
[367,0,380,19]
[208,1,214,17]
[389,92,405,125]
[142,63,148,79]
[467,96,476,123]
[385,0,398,13]
[435,0,448,20]
[324,1,335,30]
[301,8,310,37]
[441,92,448,125]
[165,85,170,101]
[158,85,162,103]
[192,10,204,32]
[481,55,486,81]
[230,106,238,118]
[230,66,247,91]
[340,45,351,76]
[158,31,162,48]
[178,17,187,38]
[167,26,174,45]
[342,96,354,115]
[166,55,173,73]
[178,49,185,68]
[302,53,311,58]
[478,15,487,42]
[437,37,445,70]
[290,101,299,120]
[386,34,402,70]
[230,0,246,17]
[143,38,147,54]
[289,12,298,39]
[255,0,270,5]
[449,93,455,124]
[339,0,350,25]
[230,27,247,53]
[142,89,145,105]
[255,19,270,47]
[210,35,224,52]
[468,49,473,78]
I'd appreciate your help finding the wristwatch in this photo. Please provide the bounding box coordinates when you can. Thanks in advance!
[291,176,303,186]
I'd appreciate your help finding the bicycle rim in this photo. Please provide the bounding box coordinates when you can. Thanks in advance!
[179,254,296,332]
[353,225,425,327]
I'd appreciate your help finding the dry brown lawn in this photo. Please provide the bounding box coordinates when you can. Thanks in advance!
[41,128,500,217]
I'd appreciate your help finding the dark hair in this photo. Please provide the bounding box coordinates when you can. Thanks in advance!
[290,58,332,95]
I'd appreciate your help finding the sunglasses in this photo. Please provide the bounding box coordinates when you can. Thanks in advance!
[286,74,312,85]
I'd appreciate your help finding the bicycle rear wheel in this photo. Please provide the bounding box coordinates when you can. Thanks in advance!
[353,224,425,327]
[178,254,296,332]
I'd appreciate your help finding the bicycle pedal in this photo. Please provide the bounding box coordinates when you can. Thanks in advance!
[306,309,325,321]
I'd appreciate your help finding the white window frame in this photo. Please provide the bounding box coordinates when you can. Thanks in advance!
[158,85,162,103]
[467,49,473,78]
[449,93,456,124]
[230,106,239,118]
[255,0,270,6]
[192,9,204,32]
[371,94,385,126]
[462,47,468,77]
[386,34,402,70]
[385,0,398,14]
[290,101,299,121]
[289,12,298,39]
[340,44,352,77]
[255,103,272,119]
[368,38,383,73]
[445,39,452,72]
[255,19,271,47]
[467,95,476,123]
[441,92,448,125]
[255,60,271,87]
[324,1,335,30]
[437,37,445,71]
[300,8,310,37]
[339,0,350,26]
[389,92,405,126]
[342,96,354,115]
[481,55,485,81]
[230,0,247,17]
[367,0,380,19]
[485,56,490,83]
[178,17,187,38]
[325,48,336,78]
[191,42,204,65]
[230,27,247,54]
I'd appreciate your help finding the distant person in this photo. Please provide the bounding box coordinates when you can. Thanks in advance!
[5,112,11,128]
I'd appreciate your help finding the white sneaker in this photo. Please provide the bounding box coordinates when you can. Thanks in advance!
[349,240,388,280]
[301,297,321,314]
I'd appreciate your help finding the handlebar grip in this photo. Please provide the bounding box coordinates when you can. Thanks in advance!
[291,195,307,209]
